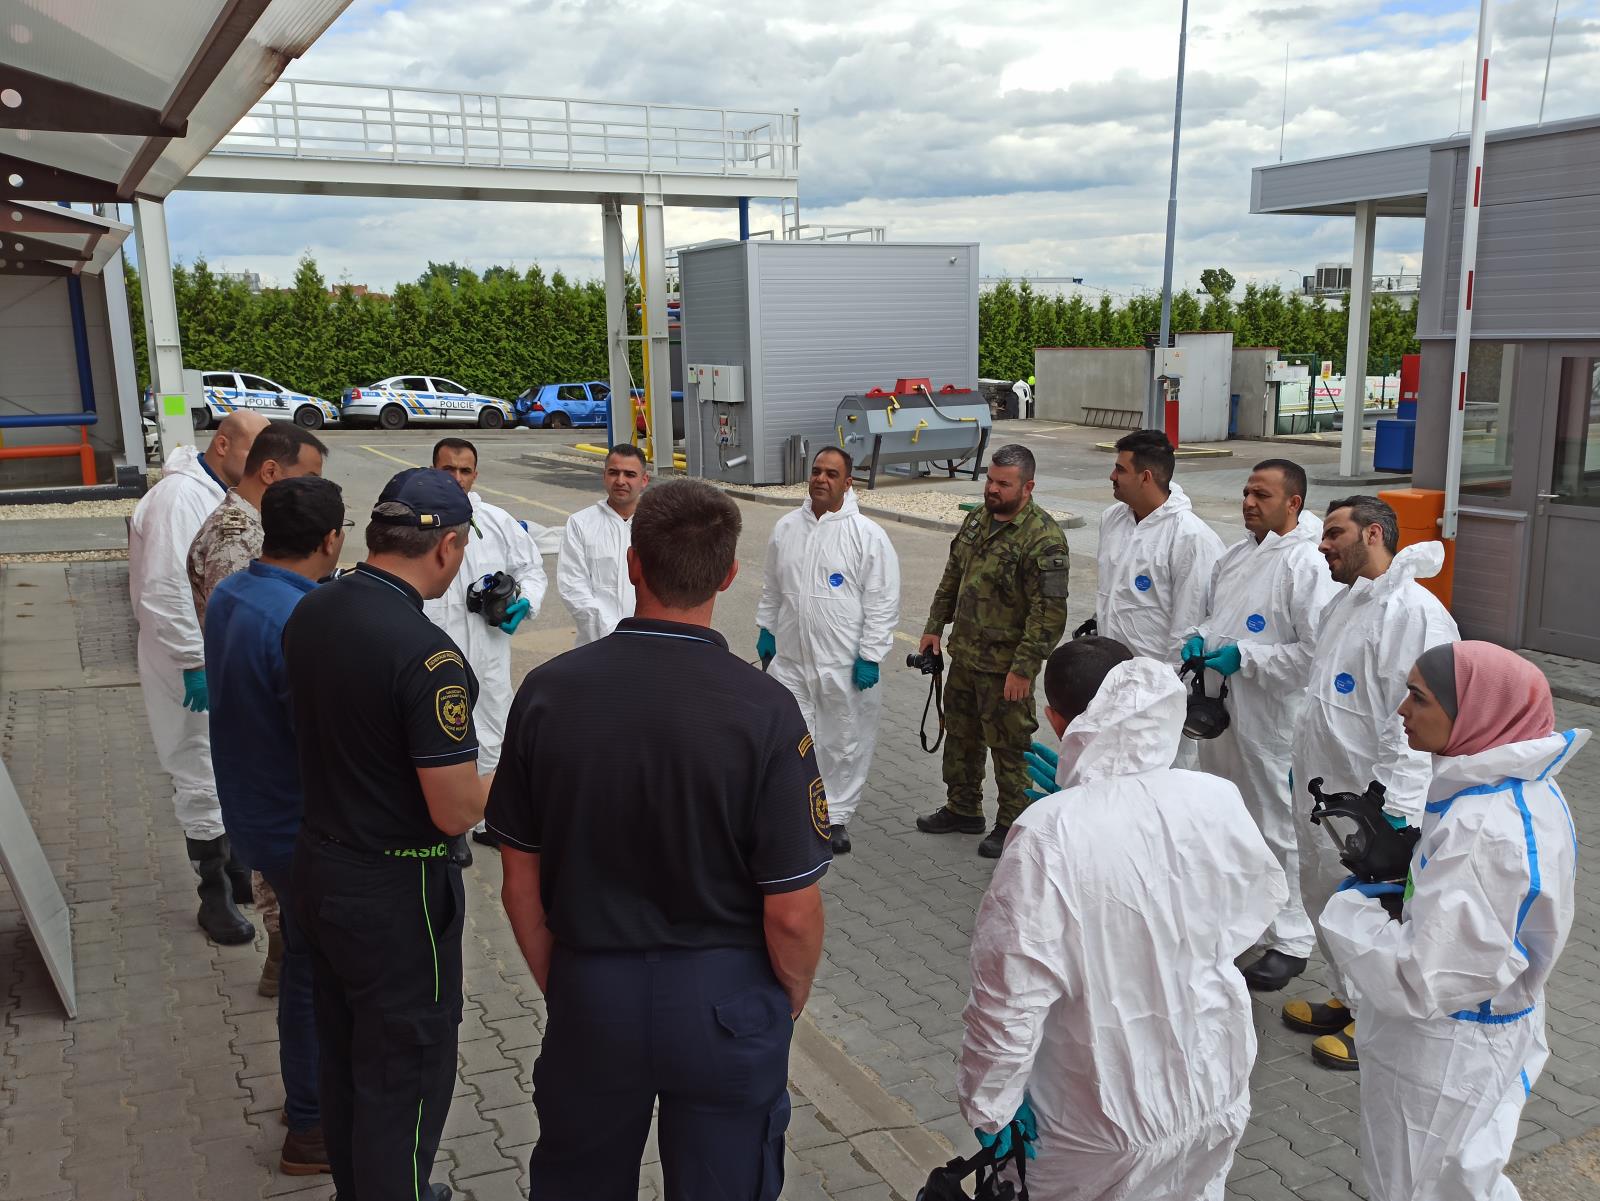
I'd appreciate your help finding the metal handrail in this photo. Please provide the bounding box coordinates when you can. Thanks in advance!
[214,79,800,179]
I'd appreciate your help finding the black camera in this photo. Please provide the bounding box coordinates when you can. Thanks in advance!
[906,649,944,675]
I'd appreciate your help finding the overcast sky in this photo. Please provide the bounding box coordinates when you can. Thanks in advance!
[157,0,1600,295]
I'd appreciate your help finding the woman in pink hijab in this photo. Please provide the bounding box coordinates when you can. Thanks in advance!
[1320,641,1587,1201]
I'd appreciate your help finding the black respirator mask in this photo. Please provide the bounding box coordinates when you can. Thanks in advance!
[466,571,522,627]
[1178,657,1230,740]
[1307,777,1420,884]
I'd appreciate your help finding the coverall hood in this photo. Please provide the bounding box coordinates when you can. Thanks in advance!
[1055,658,1186,790]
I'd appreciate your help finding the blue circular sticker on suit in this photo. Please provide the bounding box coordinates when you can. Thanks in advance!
[1334,672,1357,694]
[1134,574,1152,592]
[828,572,844,588]
[1246,613,1267,633]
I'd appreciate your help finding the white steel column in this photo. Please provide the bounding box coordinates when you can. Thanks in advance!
[601,199,632,450]
[639,200,673,465]
[1339,200,1376,477]
[132,198,192,458]
[100,235,146,471]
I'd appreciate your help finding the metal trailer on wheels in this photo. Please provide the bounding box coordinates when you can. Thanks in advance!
[677,240,981,486]
[835,380,992,489]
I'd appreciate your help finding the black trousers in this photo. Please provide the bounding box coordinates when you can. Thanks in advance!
[528,945,793,1201]
[293,833,464,1201]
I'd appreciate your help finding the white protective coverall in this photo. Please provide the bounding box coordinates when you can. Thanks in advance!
[556,499,635,646]
[1320,728,1586,1201]
[129,445,227,839]
[756,491,900,827]
[1096,482,1225,769]
[1193,510,1341,958]
[423,493,547,774]
[958,658,1286,1201]
[1290,540,1458,988]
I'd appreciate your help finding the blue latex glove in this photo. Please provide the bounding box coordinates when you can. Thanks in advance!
[1338,875,1405,898]
[756,627,776,665]
[181,667,209,713]
[1024,741,1059,794]
[852,658,880,690]
[498,597,532,634]
[1182,634,1206,662]
[1204,644,1242,676]
[975,1098,1039,1161]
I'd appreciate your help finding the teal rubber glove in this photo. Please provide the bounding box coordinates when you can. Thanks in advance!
[1383,810,1412,830]
[181,667,209,713]
[852,658,879,690]
[1203,644,1242,676]
[1024,741,1059,794]
[975,1098,1038,1161]
[756,627,776,665]
[498,597,532,634]
[1182,634,1206,662]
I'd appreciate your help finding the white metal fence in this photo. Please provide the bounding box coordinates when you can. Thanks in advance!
[214,79,801,179]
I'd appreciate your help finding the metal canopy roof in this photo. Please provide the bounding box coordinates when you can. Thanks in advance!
[0,200,133,276]
[0,0,353,203]
[1250,113,1600,218]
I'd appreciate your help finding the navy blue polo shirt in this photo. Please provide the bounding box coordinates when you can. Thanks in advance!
[205,561,318,869]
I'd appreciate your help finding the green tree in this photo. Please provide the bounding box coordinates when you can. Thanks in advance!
[1199,268,1236,303]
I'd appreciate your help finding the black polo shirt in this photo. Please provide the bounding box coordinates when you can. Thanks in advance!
[485,617,831,951]
[283,563,479,853]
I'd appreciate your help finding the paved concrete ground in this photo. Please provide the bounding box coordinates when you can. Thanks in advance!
[2,424,1596,1200]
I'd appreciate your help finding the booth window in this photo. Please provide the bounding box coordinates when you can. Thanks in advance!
[1460,342,1519,498]
[1550,357,1600,508]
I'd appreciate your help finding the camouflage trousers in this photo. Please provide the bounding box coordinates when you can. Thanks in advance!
[253,870,280,935]
[940,660,1039,828]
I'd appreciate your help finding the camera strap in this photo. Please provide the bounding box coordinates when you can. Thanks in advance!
[920,668,945,754]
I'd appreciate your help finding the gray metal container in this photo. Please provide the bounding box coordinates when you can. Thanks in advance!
[678,240,980,485]
[835,384,991,489]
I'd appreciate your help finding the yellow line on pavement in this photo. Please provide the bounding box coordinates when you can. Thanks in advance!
[357,444,573,517]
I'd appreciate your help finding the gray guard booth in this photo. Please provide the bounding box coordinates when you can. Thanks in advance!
[678,240,980,486]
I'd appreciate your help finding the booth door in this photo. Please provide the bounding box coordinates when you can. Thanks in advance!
[1526,348,1600,660]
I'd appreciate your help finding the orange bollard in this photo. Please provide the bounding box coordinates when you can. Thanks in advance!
[1379,487,1454,610]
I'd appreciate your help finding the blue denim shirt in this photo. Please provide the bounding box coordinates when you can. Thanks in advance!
[204,561,318,869]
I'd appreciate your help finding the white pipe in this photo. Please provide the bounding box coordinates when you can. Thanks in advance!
[1443,0,1495,542]
[1538,0,1559,123]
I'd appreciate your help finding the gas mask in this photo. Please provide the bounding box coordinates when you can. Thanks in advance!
[1178,657,1230,740]
[1307,777,1419,884]
[466,571,522,627]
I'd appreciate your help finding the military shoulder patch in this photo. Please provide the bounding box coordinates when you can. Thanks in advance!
[425,649,464,672]
[435,684,469,742]
[798,732,814,758]
[809,776,830,838]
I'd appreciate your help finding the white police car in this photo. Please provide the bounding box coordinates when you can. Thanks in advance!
[194,372,341,430]
[341,375,516,430]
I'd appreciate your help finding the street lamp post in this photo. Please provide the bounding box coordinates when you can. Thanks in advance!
[1151,0,1190,431]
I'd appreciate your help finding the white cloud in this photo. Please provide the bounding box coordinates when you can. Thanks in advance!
[158,0,1600,293]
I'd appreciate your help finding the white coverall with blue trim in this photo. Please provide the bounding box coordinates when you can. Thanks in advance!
[1320,729,1587,1201]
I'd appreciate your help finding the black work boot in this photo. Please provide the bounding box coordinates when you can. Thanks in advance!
[187,836,256,946]
[977,823,1012,858]
[225,857,253,907]
[915,806,987,835]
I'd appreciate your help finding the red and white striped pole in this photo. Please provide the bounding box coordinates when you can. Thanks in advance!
[1443,0,1495,541]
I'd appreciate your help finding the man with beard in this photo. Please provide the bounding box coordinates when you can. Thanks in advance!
[914,444,1071,857]
[1283,495,1457,1072]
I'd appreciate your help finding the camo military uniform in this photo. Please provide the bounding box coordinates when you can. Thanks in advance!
[924,499,1070,826]
[186,490,279,936]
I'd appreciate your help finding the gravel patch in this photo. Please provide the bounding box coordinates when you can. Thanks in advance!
[0,499,138,521]
[1,550,129,564]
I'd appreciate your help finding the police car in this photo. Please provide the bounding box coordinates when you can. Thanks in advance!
[195,372,341,430]
[340,376,516,430]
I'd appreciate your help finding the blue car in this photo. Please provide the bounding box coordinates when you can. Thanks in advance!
[514,381,613,429]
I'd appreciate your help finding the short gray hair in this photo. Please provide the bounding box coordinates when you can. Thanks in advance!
[990,443,1036,482]
[366,503,469,558]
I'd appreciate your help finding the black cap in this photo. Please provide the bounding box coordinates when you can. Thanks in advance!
[370,468,472,528]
